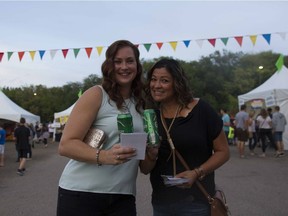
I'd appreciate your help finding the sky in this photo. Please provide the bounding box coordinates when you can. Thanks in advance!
[1,1,288,88]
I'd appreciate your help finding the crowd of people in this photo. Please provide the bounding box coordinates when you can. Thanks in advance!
[0,119,52,176]
[0,39,287,216]
[220,104,287,159]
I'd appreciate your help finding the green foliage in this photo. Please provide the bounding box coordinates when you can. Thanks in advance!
[1,51,285,122]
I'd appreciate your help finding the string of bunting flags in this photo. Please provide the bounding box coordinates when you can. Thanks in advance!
[0,32,287,63]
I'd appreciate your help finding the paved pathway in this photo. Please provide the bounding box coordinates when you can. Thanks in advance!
[0,141,287,216]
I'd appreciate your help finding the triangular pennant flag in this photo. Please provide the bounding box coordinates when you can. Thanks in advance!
[73,48,80,58]
[208,38,216,47]
[156,42,163,49]
[0,52,4,62]
[29,51,36,61]
[183,40,191,48]
[62,49,69,59]
[278,32,286,40]
[196,39,204,48]
[7,52,13,61]
[18,51,25,62]
[85,47,93,58]
[39,50,46,60]
[249,35,257,46]
[220,38,229,46]
[169,41,178,51]
[275,54,284,71]
[262,34,271,45]
[143,43,152,52]
[50,49,58,59]
[78,89,82,98]
[234,36,243,46]
[96,47,103,56]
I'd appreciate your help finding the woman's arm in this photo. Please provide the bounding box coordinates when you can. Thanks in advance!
[58,86,137,165]
[139,147,159,174]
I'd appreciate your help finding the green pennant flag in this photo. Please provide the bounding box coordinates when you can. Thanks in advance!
[78,89,82,98]
[275,54,284,72]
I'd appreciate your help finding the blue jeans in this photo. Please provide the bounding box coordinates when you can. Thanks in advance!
[57,187,136,216]
[153,196,210,216]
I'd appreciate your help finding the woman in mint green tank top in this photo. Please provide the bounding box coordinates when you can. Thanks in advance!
[57,40,147,216]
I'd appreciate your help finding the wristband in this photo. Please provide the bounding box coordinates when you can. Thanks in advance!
[96,148,102,166]
[196,166,206,180]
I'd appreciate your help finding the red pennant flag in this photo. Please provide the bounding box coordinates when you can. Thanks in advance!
[208,39,216,47]
[18,51,25,62]
[85,47,93,58]
[62,49,69,59]
[234,36,243,46]
[0,52,4,62]
[156,43,163,49]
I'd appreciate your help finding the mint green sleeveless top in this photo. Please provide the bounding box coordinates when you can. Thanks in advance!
[59,86,144,196]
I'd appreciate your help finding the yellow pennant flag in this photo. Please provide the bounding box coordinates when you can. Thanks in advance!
[169,41,178,51]
[96,47,103,56]
[29,51,36,61]
[249,35,257,46]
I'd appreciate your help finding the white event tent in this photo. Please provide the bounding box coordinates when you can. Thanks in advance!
[238,66,288,150]
[54,102,76,124]
[0,90,40,124]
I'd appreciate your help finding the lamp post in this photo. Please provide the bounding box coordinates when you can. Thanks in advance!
[258,65,263,85]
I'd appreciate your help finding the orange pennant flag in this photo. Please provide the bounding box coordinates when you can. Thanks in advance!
[18,51,25,62]
[62,49,69,59]
[208,39,216,47]
[169,41,178,51]
[85,47,93,58]
[249,35,257,46]
[29,51,36,61]
[96,47,103,56]
[156,42,163,49]
[234,36,243,46]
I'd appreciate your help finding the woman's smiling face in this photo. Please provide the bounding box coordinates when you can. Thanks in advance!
[150,67,175,103]
[113,46,137,87]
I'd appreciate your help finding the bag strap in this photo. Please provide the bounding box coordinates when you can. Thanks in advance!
[160,108,214,203]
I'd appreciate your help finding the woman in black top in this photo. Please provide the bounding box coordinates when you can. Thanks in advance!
[140,58,230,216]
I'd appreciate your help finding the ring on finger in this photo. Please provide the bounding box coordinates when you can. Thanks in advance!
[117,155,120,160]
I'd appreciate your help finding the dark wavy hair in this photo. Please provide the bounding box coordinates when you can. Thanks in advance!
[145,58,193,108]
[101,40,145,113]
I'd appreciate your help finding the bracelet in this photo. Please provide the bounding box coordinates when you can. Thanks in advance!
[96,148,102,166]
[196,166,206,180]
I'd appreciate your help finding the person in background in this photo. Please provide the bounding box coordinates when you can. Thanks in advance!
[256,108,274,158]
[57,40,146,216]
[220,108,230,142]
[272,106,287,157]
[0,124,6,167]
[26,123,34,159]
[248,110,257,156]
[14,117,31,176]
[267,107,273,119]
[235,104,249,158]
[140,58,230,216]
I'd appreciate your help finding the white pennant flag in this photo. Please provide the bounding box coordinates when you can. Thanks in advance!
[196,39,204,48]
[50,49,58,60]
[277,32,286,40]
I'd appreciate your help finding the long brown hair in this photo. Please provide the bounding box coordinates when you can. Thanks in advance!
[101,40,144,113]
